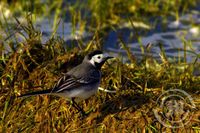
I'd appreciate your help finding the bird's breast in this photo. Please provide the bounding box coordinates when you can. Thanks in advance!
[58,81,100,102]
[79,81,100,99]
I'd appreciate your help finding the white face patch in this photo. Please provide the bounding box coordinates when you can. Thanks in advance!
[89,54,104,66]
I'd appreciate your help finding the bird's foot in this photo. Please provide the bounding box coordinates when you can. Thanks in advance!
[79,107,95,119]
[78,110,89,119]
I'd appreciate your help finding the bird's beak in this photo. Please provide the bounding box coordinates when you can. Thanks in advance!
[106,56,114,60]
[104,53,114,60]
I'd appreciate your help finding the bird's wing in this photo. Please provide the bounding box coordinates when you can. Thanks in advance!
[51,70,101,93]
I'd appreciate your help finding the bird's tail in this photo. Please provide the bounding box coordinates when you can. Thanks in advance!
[18,89,52,98]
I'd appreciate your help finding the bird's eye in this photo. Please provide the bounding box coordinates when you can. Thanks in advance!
[97,56,101,59]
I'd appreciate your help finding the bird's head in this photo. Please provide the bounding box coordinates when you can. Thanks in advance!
[84,50,113,69]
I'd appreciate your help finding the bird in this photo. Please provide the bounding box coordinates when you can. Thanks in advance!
[18,50,113,115]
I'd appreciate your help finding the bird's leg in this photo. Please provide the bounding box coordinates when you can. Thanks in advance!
[71,98,86,116]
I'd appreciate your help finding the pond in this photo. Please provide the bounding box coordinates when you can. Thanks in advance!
[36,6,200,63]
[1,2,200,63]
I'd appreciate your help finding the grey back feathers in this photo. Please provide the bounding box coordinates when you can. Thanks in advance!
[52,62,101,93]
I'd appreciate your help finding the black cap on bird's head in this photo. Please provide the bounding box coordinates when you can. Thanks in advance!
[84,50,113,69]
[87,50,103,60]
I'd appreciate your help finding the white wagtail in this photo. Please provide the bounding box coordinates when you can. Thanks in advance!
[19,50,113,115]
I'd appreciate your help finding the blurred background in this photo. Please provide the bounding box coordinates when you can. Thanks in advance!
[0,0,200,62]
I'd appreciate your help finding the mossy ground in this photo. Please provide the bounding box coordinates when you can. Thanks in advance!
[0,22,199,132]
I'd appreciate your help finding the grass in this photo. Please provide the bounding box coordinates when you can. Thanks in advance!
[0,17,199,132]
[1,0,199,31]
[0,0,200,132]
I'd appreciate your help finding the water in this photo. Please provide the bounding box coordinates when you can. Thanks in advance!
[1,5,200,63]
[104,10,200,63]
[36,9,200,63]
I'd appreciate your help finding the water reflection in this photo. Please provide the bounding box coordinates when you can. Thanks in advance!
[105,9,200,63]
